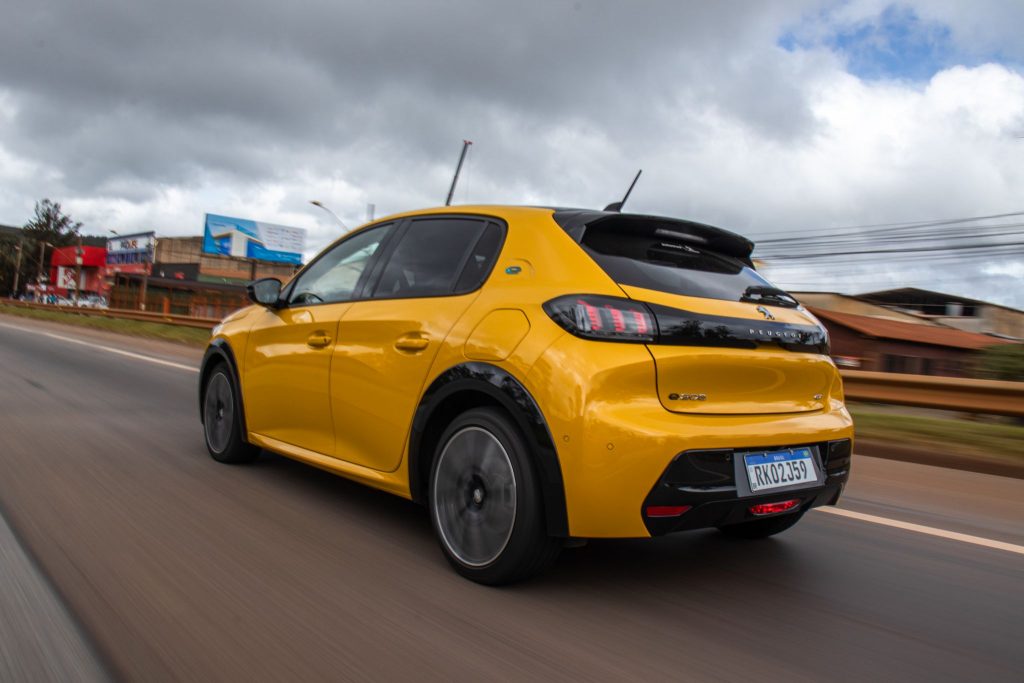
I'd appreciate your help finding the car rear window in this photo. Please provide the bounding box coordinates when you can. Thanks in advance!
[580,221,783,304]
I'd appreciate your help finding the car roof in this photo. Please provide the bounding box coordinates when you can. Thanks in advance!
[351,205,754,260]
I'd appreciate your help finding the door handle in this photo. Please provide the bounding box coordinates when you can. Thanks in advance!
[306,331,333,348]
[395,335,430,352]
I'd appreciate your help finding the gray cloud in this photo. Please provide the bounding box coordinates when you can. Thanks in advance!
[1,0,1022,306]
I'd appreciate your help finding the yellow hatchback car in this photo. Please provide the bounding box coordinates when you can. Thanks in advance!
[199,206,854,583]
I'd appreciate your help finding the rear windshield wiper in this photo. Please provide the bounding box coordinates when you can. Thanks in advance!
[740,286,799,308]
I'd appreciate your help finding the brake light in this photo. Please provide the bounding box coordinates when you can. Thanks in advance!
[646,505,691,518]
[544,295,657,342]
[749,499,800,516]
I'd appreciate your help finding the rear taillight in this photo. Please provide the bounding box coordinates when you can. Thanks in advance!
[749,499,800,516]
[543,295,657,342]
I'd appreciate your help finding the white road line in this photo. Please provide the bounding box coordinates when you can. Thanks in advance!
[0,321,199,373]
[818,507,1024,556]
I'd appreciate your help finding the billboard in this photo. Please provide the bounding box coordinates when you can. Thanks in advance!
[106,231,155,275]
[202,214,305,265]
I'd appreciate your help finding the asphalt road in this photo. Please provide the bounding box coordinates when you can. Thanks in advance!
[1,314,1022,682]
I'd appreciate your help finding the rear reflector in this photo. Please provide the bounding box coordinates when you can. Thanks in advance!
[749,499,800,516]
[645,505,691,518]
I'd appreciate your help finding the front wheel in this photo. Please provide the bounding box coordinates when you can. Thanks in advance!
[202,365,258,464]
[429,408,560,585]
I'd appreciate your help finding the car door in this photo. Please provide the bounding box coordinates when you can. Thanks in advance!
[331,217,505,471]
[243,223,395,455]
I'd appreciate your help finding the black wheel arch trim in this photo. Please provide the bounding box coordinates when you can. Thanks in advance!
[410,362,569,537]
[199,339,248,439]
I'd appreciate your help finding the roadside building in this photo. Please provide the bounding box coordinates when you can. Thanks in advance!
[110,273,250,318]
[859,287,1024,341]
[154,236,297,284]
[49,245,108,299]
[807,306,1014,377]
[108,236,300,316]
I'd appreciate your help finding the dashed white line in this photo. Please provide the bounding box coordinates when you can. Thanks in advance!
[817,507,1024,556]
[0,321,199,373]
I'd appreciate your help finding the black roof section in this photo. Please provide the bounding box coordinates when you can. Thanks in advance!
[550,209,755,261]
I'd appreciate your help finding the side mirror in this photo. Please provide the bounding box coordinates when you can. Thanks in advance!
[247,278,282,307]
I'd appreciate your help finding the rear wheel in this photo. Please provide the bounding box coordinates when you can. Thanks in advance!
[429,408,560,585]
[202,365,258,464]
[717,509,806,539]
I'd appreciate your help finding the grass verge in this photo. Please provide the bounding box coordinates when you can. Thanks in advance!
[849,403,1024,461]
[0,304,211,346]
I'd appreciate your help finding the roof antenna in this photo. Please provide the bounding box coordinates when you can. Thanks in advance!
[445,139,473,206]
[603,169,642,212]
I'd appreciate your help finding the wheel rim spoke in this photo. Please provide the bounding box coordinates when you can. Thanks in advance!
[433,426,517,567]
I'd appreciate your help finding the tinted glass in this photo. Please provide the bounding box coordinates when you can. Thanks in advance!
[582,224,780,303]
[372,218,485,298]
[289,224,392,305]
[454,222,504,293]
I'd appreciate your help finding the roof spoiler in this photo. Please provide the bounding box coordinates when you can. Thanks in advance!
[551,210,755,262]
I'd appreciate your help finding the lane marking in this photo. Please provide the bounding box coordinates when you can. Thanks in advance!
[0,321,199,373]
[818,507,1024,556]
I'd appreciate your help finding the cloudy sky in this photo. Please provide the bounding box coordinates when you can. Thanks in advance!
[2,1,1022,305]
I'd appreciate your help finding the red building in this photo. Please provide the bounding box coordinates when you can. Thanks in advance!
[49,245,109,298]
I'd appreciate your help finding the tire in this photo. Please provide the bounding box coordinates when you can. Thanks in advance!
[717,509,806,539]
[202,364,259,464]
[429,408,561,585]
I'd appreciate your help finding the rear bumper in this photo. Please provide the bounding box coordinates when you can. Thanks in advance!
[641,439,851,535]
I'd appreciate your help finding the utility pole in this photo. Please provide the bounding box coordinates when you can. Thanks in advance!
[445,140,473,206]
[73,234,83,305]
[12,237,23,297]
[37,241,49,302]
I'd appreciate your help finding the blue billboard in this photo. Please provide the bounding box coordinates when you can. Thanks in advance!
[202,214,305,265]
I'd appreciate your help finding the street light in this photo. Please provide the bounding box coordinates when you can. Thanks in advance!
[310,200,351,233]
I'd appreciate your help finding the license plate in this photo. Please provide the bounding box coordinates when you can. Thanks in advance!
[744,448,818,493]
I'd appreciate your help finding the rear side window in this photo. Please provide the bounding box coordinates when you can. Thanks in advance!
[372,218,488,298]
[581,223,779,303]
[454,222,504,293]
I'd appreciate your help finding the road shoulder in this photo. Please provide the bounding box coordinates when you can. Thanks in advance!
[0,510,110,682]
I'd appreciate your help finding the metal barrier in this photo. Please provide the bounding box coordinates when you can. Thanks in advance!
[1,300,219,330]
[841,370,1024,418]
[4,299,1022,416]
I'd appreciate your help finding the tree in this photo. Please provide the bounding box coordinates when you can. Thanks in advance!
[7,199,83,297]
[23,198,82,246]
[977,344,1024,382]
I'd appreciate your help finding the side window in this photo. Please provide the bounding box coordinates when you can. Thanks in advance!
[372,218,487,298]
[289,224,392,305]
[454,222,504,293]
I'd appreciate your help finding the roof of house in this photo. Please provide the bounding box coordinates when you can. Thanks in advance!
[807,306,1017,351]
[791,290,942,326]
[859,287,1024,316]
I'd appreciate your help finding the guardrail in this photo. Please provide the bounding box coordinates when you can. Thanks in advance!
[840,370,1024,418]
[1,300,219,330]
[4,299,1022,416]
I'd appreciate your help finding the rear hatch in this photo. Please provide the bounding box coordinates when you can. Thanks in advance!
[557,211,835,416]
